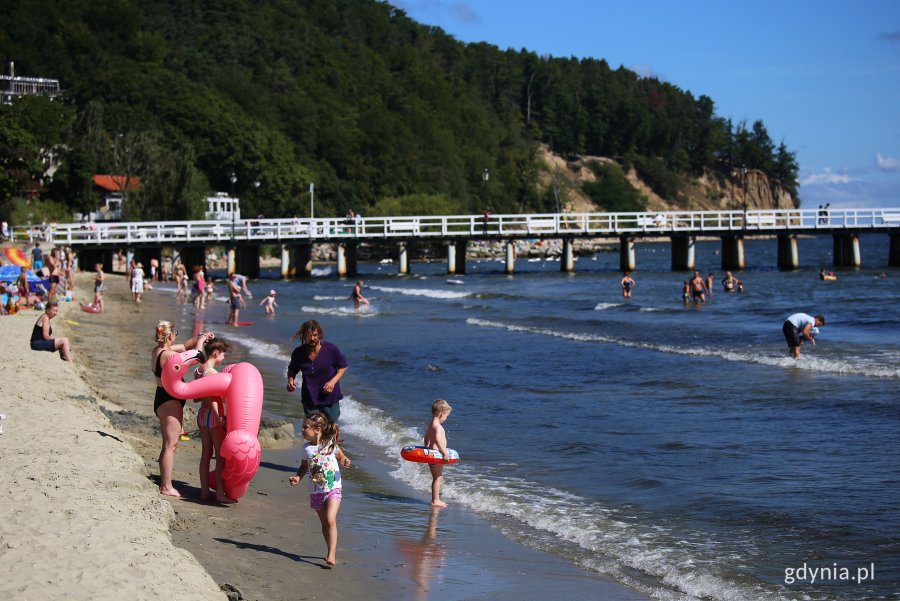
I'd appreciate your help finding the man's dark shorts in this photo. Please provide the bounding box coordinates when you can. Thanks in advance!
[782,321,801,349]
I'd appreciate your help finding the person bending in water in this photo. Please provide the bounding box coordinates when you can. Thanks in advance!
[424,399,453,508]
[620,272,635,298]
[350,280,369,310]
[782,313,825,359]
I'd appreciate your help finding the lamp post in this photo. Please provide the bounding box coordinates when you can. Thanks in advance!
[253,180,261,235]
[741,166,748,226]
[229,171,237,239]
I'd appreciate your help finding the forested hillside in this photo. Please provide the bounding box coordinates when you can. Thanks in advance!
[0,0,799,222]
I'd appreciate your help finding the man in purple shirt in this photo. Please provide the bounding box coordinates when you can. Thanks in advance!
[286,320,348,422]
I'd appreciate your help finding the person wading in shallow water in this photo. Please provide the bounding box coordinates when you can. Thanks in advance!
[782,313,825,359]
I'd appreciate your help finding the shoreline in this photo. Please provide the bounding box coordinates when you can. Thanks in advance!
[7,270,648,600]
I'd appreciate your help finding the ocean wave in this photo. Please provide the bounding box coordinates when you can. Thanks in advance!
[233,334,292,363]
[466,318,900,379]
[311,267,332,277]
[300,305,378,317]
[594,302,623,311]
[339,397,788,601]
[369,285,471,300]
[313,295,348,301]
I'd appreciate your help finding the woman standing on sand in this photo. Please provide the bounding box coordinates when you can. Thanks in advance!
[151,322,214,497]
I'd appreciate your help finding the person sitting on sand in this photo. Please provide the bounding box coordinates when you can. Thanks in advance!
[350,280,369,310]
[193,336,236,504]
[16,266,31,308]
[30,301,72,362]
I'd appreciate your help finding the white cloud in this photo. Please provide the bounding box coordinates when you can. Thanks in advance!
[799,168,853,186]
[799,176,900,209]
[875,152,900,172]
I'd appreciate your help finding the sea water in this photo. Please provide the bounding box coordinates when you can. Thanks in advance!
[188,234,897,600]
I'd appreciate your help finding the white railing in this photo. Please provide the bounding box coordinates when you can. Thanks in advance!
[13,208,900,246]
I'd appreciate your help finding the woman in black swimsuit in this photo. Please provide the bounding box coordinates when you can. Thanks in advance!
[152,321,213,497]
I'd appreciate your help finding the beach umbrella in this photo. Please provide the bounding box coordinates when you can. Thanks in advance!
[4,247,29,267]
[0,264,42,283]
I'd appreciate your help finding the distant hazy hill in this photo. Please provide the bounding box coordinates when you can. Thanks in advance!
[0,0,798,220]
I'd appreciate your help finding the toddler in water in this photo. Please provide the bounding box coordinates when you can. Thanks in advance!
[424,399,453,507]
[289,411,351,566]
[259,290,278,315]
[194,336,235,504]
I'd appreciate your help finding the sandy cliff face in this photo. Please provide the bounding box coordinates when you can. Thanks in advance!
[538,145,797,213]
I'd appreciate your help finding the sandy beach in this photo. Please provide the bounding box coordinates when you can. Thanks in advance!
[0,294,224,600]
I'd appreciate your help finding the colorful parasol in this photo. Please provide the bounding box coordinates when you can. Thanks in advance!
[4,247,30,268]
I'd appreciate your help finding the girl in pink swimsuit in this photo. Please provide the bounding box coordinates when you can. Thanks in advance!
[194,337,235,504]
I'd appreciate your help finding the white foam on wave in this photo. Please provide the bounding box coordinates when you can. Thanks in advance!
[467,318,900,379]
[300,305,378,317]
[233,334,292,363]
[313,295,347,301]
[311,267,332,277]
[639,307,665,312]
[339,395,785,601]
[594,302,623,311]
[369,285,470,300]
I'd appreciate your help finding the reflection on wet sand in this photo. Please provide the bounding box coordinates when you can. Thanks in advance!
[398,507,445,600]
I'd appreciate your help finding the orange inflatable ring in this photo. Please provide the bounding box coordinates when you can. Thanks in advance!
[400,445,459,464]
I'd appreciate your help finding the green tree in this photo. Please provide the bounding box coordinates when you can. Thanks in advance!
[582,161,647,213]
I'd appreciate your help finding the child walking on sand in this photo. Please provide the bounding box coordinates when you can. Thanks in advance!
[92,263,105,311]
[424,399,453,507]
[194,337,236,504]
[289,411,351,566]
[259,290,278,315]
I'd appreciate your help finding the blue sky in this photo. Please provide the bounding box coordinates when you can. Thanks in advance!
[394,0,900,209]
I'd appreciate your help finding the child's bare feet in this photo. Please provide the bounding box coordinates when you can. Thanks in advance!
[160,487,181,498]
[325,557,336,567]
[431,500,448,508]
[216,495,237,504]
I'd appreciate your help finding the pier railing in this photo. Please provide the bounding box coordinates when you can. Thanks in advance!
[15,208,900,246]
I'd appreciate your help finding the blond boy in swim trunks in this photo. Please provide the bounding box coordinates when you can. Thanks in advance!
[424,399,453,507]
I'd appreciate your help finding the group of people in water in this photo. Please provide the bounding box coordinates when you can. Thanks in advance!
[619,269,744,301]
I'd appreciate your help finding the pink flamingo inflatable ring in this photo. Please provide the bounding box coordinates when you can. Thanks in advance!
[161,349,264,500]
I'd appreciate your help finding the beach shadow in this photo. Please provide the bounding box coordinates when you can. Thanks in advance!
[214,537,330,568]
[364,491,431,506]
[259,461,297,473]
[146,474,200,498]
[86,429,124,442]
